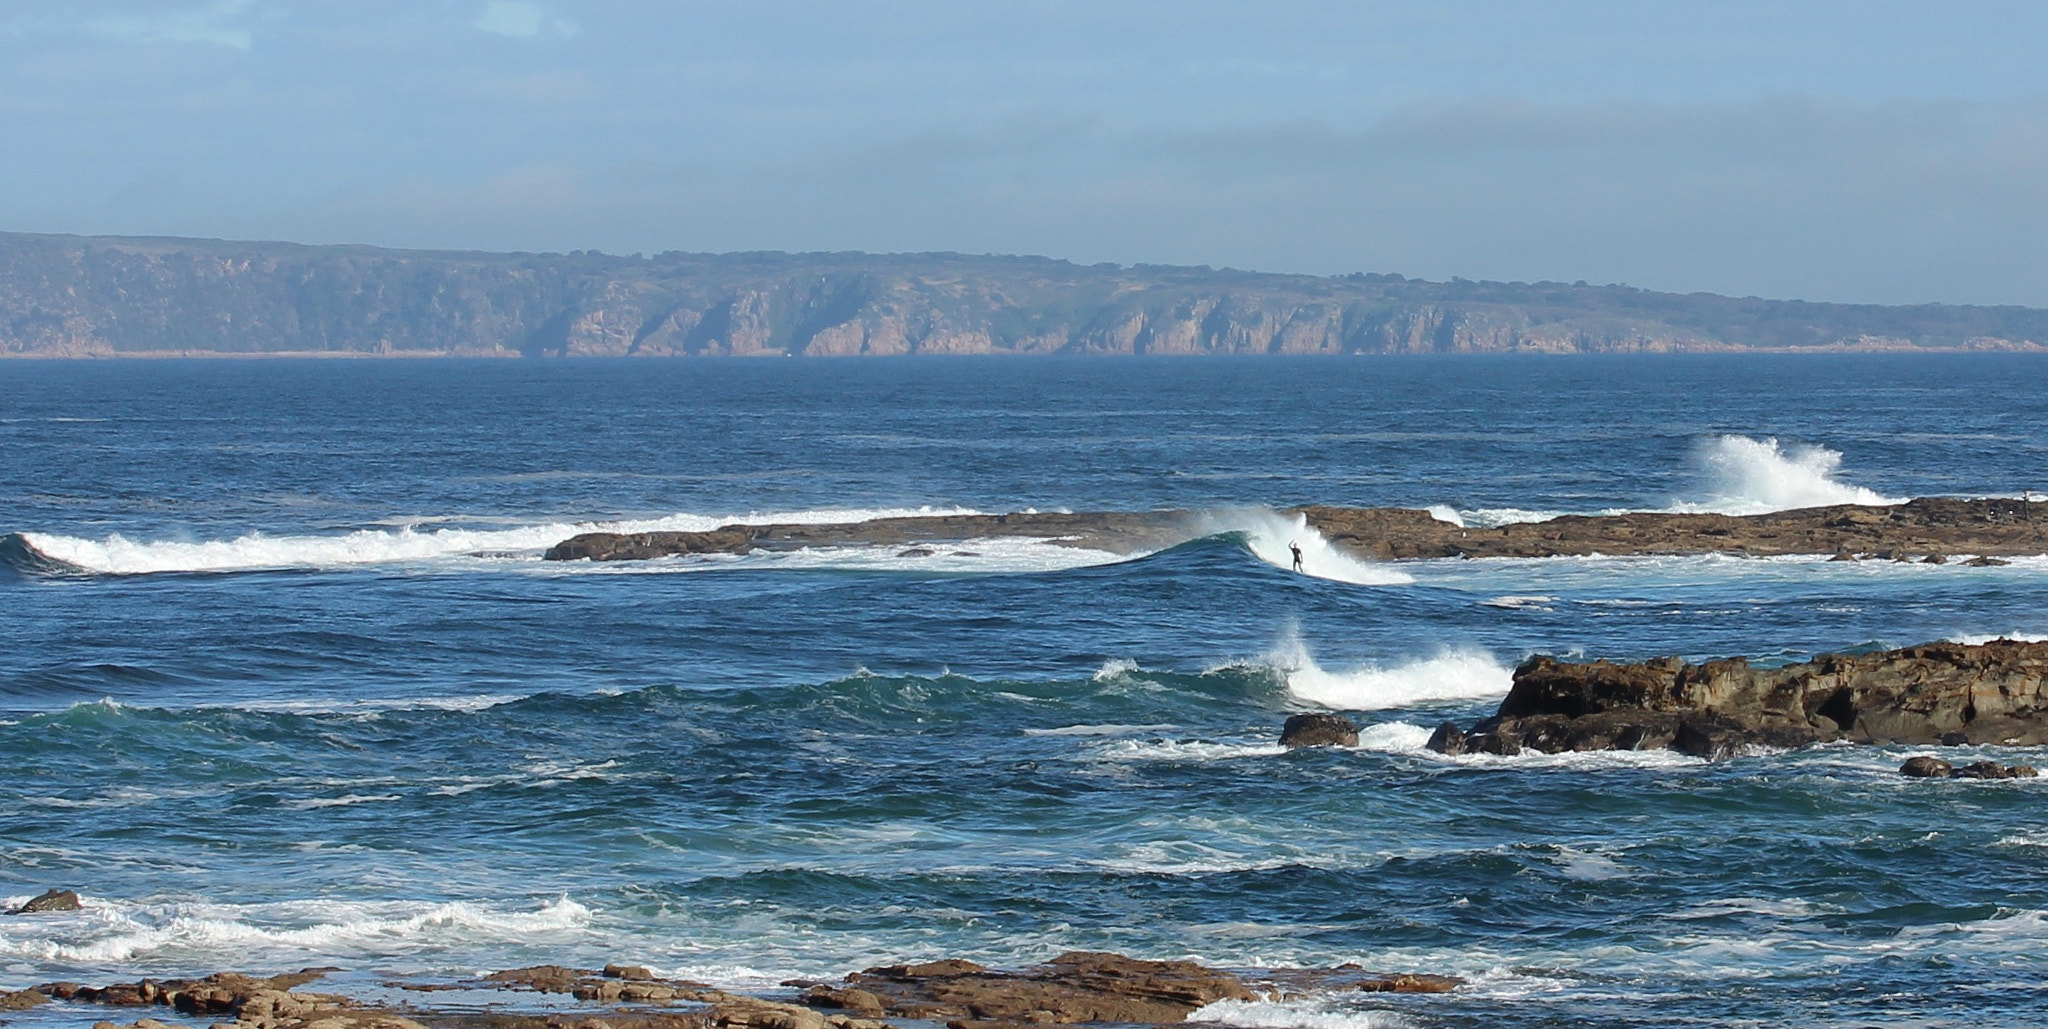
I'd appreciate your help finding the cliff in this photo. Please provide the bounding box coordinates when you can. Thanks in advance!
[4,232,2047,357]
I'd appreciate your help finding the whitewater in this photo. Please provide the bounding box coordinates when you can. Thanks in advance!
[5,355,2048,1029]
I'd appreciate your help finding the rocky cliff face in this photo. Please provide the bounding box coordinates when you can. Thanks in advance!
[4,232,2047,357]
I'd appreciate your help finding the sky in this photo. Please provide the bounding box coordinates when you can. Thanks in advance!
[3,1,2046,306]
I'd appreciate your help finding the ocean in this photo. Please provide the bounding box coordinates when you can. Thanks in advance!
[3,354,2046,1027]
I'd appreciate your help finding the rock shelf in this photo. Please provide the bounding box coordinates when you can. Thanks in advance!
[543,498,2048,563]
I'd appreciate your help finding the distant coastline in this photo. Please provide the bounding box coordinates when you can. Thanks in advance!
[4,231,2046,358]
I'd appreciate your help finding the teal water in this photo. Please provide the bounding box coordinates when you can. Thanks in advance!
[2,356,2047,1027]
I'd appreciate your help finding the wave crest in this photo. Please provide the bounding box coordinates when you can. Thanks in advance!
[1676,435,1901,515]
[1270,632,1511,710]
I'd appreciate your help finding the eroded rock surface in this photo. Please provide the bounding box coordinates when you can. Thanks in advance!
[1427,638,2048,757]
[543,498,2048,564]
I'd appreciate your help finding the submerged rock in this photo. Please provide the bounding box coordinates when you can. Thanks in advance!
[1279,714,1359,748]
[10,888,81,914]
[1428,639,2048,758]
[1900,756,2038,779]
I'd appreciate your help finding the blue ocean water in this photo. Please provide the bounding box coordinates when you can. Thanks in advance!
[2,355,2047,1027]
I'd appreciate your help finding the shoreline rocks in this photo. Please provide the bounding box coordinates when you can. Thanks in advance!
[542,498,2048,564]
[27,952,1459,1029]
[1424,638,2048,758]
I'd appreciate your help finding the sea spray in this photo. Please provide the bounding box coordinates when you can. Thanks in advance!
[1268,630,1512,709]
[1203,509,1415,586]
[1675,435,1901,515]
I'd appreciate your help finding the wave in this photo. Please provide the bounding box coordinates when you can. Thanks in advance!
[0,894,592,967]
[1191,998,1416,1029]
[1270,632,1511,710]
[1199,510,1414,586]
[1672,434,1902,515]
[1428,434,1904,526]
[4,506,984,576]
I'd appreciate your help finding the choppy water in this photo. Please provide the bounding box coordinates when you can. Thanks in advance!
[3,355,2047,1027]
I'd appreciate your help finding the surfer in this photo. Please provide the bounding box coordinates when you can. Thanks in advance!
[1289,541,1304,572]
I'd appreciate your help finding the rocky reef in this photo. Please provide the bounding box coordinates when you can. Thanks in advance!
[544,497,2048,563]
[4,952,1457,1029]
[1426,638,2048,758]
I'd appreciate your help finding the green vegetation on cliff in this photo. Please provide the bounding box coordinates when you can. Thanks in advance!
[3,232,2044,356]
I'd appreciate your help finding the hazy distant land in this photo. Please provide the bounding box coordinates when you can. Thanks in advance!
[2,231,2045,358]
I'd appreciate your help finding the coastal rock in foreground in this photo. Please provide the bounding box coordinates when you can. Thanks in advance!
[34,969,425,1029]
[43,953,1461,1029]
[1425,638,2048,757]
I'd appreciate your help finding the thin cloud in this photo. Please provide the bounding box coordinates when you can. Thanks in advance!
[81,0,257,49]
[473,2,577,39]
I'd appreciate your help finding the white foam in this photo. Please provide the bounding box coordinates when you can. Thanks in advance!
[16,505,983,575]
[1481,594,1556,610]
[1092,658,1142,681]
[1424,505,1464,526]
[0,895,592,966]
[1945,632,2048,645]
[1670,435,1901,515]
[1087,739,1289,762]
[1024,723,1181,737]
[1273,633,1511,710]
[1201,510,1414,586]
[1357,720,1707,769]
[1191,998,1416,1029]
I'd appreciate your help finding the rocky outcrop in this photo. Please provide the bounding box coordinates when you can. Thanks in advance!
[9,888,81,913]
[39,953,1460,1029]
[1280,714,1360,748]
[1427,638,2048,757]
[1899,756,2039,779]
[543,498,2048,563]
[1302,496,2048,560]
[4,232,2047,357]
[36,970,427,1029]
[543,512,1194,562]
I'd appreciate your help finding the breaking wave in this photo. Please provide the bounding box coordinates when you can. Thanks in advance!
[1269,631,1512,710]
[6,506,982,576]
[1202,510,1414,586]
[1674,435,1902,515]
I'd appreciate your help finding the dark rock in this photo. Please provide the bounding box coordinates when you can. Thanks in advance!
[1480,639,2048,757]
[845,951,1256,1026]
[1954,760,2040,780]
[1828,550,1860,561]
[1900,756,1954,777]
[896,548,937,558]
[11,888,81,914]
[603,963,658,981]
[1922,553,1948,564]
[1280,713,1358,748]
[1472,731,1523,756]
[1940,731,1971,746]
[1424,722,1468,755]
[0,989,50,1010]
[1674,720,1740,761]
[1965,556,2012,567]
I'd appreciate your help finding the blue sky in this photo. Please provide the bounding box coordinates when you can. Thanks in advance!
[4,1,2046,304]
